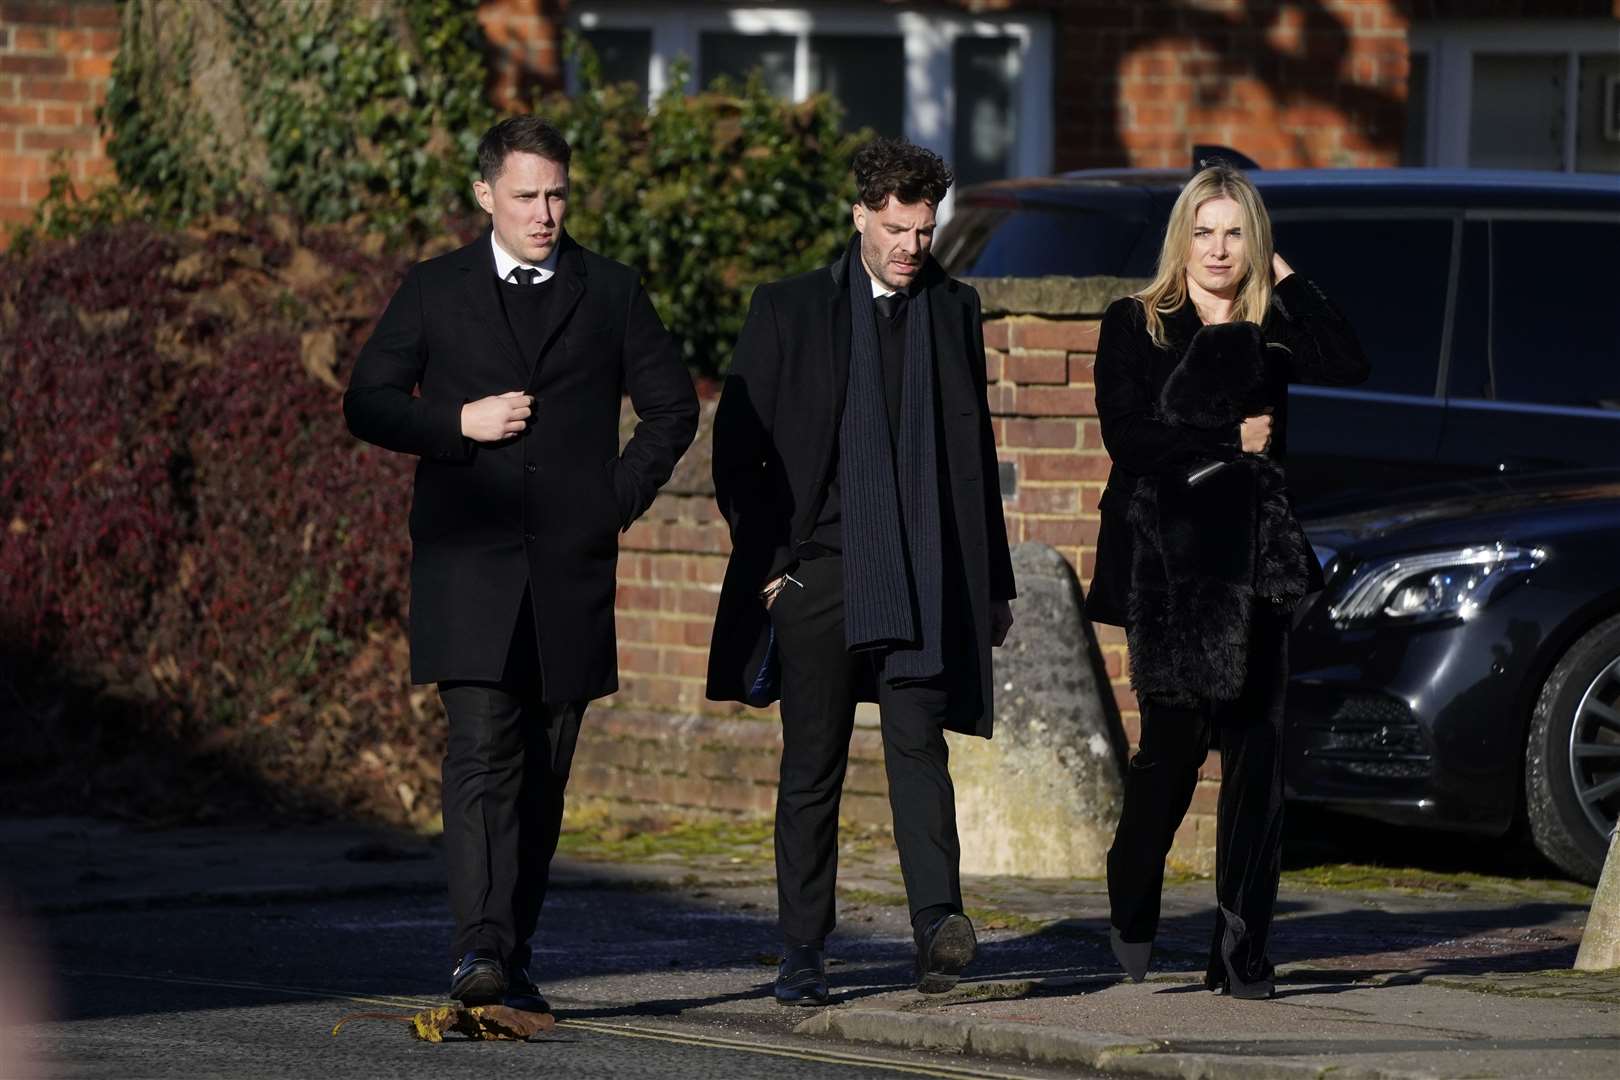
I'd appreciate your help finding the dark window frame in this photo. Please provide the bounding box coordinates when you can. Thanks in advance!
[1268,208,1462,400]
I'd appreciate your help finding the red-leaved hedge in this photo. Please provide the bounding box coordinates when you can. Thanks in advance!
[0,217,473,825]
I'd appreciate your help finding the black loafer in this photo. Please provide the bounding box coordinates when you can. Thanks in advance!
[774,945,829,1006]
[915,912,976,994]
[449,950,507,1005]
[503,964,552,1013]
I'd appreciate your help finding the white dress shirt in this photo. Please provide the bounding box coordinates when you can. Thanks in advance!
[491,232,560,284]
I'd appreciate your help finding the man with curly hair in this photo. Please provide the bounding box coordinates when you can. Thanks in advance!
[708,137,1017,1004]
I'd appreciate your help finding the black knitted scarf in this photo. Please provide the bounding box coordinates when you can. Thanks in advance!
[839,240,943,684]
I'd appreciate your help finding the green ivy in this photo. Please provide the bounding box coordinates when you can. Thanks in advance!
[549,43,860,375]
[98,0,494,236]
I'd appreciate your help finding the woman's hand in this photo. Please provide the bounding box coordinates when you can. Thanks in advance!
[1241,410,1274,454]
[1271,252,1294,284]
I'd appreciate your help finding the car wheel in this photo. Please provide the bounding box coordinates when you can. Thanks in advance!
[1526,613,1620,884]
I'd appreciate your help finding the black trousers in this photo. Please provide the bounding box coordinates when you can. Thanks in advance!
[438,592,585,969]
[1106,606,1288,988]
[769,554,963,949]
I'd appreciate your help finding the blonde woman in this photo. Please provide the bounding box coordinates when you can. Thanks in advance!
[1087,164,1368,999]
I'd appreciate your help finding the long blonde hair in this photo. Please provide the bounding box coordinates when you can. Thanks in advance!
[1136,164,1273,348]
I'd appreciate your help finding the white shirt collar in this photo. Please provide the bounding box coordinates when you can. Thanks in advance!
[491,232,559,284]
[870,276,895,300]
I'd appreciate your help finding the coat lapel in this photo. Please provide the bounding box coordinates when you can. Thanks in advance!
[828,268,851,428]
[523,237,586,389]
[456,234,528,382]
[928,272,974,416]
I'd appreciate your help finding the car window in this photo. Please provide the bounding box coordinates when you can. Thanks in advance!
[1270,217,1453,398]
[936,206,1149,278]
[1489,220,1620,410]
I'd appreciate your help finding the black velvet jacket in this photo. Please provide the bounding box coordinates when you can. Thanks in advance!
[1086,274,1369,629]
[1125,322,1318,704]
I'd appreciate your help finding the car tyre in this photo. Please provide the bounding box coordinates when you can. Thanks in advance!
[1526,613,1620,885]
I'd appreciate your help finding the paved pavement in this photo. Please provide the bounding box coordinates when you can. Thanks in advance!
[3,815,1618,1079]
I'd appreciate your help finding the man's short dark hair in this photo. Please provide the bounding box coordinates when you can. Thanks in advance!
[852,137,953,210]
[478,116,572,183]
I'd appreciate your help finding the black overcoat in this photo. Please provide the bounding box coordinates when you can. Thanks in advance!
[344,232,699,697]
[705,247,1016,737]
[1086,274,1369,628]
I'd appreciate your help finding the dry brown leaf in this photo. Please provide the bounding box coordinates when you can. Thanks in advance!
[168,251,211,286]
[76,307,131,335]
[280,247,332,293]
[301,329,341,390]
[332,1004,555,1042]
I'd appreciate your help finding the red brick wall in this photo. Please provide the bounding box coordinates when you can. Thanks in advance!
[0,0,117,242]
[1052,0,1411,171]
[477,0,567,110]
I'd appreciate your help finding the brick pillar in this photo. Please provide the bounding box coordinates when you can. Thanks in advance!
[0,0,118,246]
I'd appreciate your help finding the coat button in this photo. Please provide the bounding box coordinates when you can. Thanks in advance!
[526,463,537,473]
[525,532,536,543]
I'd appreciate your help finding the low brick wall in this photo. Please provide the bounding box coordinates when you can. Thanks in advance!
[578,276,1218,874]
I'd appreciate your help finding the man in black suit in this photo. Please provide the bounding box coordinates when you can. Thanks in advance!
[344,116,698,1010]
[708,138,1016,1005]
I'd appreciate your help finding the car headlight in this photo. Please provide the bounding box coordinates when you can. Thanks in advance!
[1327,543,1546,627]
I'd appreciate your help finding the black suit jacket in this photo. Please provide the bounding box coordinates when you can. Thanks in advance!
[706,247,1016,737]
[344,232,698,697]
[1086,274,1369,628]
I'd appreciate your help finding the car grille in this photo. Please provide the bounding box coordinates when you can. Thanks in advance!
[1299,693,1432,780]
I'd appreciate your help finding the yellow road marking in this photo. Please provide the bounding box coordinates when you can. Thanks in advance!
[559,1018,1046,1079]
[61,970,1047,1078]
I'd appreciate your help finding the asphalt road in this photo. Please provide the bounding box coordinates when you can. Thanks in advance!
[20,884,1099,1080]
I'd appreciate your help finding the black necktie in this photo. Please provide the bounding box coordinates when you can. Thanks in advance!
[509,267,540,286]
[875,292,905,320]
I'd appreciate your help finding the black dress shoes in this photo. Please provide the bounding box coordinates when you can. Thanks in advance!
[773,945,829,1006]
[915,912,976,994]
[449,950,507,1005]
[503,964,552,1013]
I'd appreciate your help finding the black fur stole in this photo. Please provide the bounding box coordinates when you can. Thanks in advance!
[1126,322,1314,706]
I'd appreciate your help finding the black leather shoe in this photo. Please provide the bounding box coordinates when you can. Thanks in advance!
[773,945,829,1006]
[915,912,976,994]
[503,964,552,1013]
[449,950,507,1005]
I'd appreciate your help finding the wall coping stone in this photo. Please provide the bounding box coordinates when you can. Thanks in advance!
[963,275,1150,318]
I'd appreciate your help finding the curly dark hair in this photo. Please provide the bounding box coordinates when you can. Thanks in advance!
[852,137,953,210]
[478,116,571,182]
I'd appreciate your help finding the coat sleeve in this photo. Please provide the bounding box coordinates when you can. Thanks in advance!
[342,265,471,461]
[1268,274,1370,387]
[712,285,794,584]
[1095,297,1238,478]
[611,279,700,528]
[968,289,1017,602]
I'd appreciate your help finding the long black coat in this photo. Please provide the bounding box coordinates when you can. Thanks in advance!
[344,232,698,697]
[1086,274,1369,629]
[706,248,1016,737]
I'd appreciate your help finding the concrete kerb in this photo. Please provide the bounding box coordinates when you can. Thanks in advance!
[795,1006,1443,1080]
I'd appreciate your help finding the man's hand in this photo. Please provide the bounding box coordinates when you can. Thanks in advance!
[461,391,533,443]
[1272,252,1294,284]
[991,600,1014,647]
[1241,409,1273,454]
